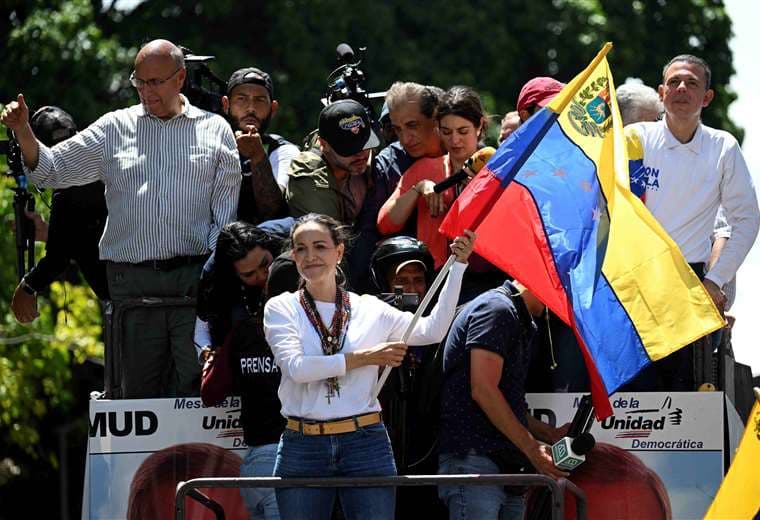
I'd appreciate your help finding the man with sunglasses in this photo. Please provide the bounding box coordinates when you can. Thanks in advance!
[1,38,241,399]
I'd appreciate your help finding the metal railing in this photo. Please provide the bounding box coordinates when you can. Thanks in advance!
[175,474,587,520]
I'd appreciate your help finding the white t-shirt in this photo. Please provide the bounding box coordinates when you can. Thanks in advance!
[270,143,300,192]
[625,120,759,287]
[264,261,466,421]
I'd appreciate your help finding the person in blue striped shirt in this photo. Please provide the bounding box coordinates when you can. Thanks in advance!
[1,39,242,399]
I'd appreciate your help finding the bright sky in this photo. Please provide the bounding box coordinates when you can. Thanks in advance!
[723,0,759,375]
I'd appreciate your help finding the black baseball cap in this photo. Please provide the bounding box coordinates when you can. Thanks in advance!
[30,106,77,147]
[318,100,380,156]
[226,67,274,99]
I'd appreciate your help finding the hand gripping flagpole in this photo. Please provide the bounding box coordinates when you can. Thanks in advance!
[372,254,457,399]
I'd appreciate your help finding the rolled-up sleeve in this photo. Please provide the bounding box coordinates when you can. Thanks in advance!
[264,295,347,383]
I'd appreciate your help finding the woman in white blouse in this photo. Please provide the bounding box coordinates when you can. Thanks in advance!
[264,213,475,519]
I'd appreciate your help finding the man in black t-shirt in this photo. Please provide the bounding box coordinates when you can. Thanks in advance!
[10,106,108,323]
[438,280,568,519]
[223,67,300,224]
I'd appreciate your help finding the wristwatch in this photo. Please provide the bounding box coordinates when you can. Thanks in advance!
[19,279,37,296]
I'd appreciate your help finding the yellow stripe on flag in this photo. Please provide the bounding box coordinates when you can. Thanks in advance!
[704,388,760,519]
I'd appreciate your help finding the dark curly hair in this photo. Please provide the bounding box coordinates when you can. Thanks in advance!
[198,221,285,344]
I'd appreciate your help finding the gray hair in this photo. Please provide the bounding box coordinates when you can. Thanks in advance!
[662,54,711,90]
[385,82,441,119]
[616,83,663,125]
[169,46,185,69]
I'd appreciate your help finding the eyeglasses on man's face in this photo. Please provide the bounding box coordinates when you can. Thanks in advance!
[129,67,182,89]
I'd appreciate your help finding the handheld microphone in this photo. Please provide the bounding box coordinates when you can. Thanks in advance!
[433,147,496,193]
[551,431,596,471]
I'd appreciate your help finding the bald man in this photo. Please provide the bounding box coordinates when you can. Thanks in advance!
[1,39,241,399]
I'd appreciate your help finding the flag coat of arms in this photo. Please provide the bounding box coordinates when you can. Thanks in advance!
[440,43,723,418]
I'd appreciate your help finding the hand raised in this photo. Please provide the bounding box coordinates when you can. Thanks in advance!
[1,94,30,132]
[235,126,267,166]
[450,229,476,263]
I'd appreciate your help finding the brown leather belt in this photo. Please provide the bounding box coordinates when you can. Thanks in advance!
[286,412,382,436]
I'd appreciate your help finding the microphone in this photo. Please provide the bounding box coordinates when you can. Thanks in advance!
[336,43,355,64]
[433,147,496,193]
[551,431,596,471]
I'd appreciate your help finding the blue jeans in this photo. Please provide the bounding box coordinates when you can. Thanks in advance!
[438,450,525,520]
[273,422,397,520]
[240,443,280,520]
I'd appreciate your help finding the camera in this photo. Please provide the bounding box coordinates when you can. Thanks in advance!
[2,129,36,279]
[378,288,420,312]
[180,47,226,116]
[323,43,385,125]
[0,131,23,179]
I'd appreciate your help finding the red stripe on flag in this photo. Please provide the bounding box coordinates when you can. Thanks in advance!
[442,174,614,418]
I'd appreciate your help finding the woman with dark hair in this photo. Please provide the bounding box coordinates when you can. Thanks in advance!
[263,213,476,520]
[195,220,294,520]
[377,86,487,269]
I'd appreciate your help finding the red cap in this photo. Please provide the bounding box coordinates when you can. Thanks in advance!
[516,77,565,112]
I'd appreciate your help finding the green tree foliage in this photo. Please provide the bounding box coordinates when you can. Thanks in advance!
[74,0,740,142]
[0,0,134,126]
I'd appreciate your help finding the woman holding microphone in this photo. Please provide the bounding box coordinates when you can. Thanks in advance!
[264,213,475,519]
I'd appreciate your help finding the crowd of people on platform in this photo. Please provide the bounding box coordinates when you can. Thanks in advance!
[2,38,758,520]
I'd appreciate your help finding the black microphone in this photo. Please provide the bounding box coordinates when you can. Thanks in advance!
[433,147,495,193]
[568,393,595,438]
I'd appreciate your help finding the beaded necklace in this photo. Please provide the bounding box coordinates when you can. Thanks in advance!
[299,285,351,403]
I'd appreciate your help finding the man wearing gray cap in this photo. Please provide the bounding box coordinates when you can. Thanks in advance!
[223,67,300,223]
[286,99,379,225]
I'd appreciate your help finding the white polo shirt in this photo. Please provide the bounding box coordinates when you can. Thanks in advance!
[625,120,759,287]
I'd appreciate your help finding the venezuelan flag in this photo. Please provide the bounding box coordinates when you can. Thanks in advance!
[440,43,723,418]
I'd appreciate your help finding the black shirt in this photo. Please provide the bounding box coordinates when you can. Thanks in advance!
[24,181,108,299]
[439,283,536,457]
[197,254,286,447]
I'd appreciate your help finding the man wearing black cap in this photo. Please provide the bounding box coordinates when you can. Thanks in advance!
[11,106,109,323]
[285,99,379,224]
[223,67,300,224]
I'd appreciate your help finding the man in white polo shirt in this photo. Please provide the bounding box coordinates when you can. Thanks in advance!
[625,54,759,390]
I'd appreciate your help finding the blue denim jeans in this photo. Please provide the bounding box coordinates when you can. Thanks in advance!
[438,450,525,520]
[273,422,397,520]
[240,443,280,520]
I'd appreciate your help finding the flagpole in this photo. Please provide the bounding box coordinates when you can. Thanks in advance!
[371,254,457,399]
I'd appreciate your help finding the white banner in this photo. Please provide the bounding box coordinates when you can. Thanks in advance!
[527,391,724,451]
[85,397,249,520]
[85,393,726,519]
[526,392,724,520]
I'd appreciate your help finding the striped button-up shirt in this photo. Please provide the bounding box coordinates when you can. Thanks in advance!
[27,96,241,263]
